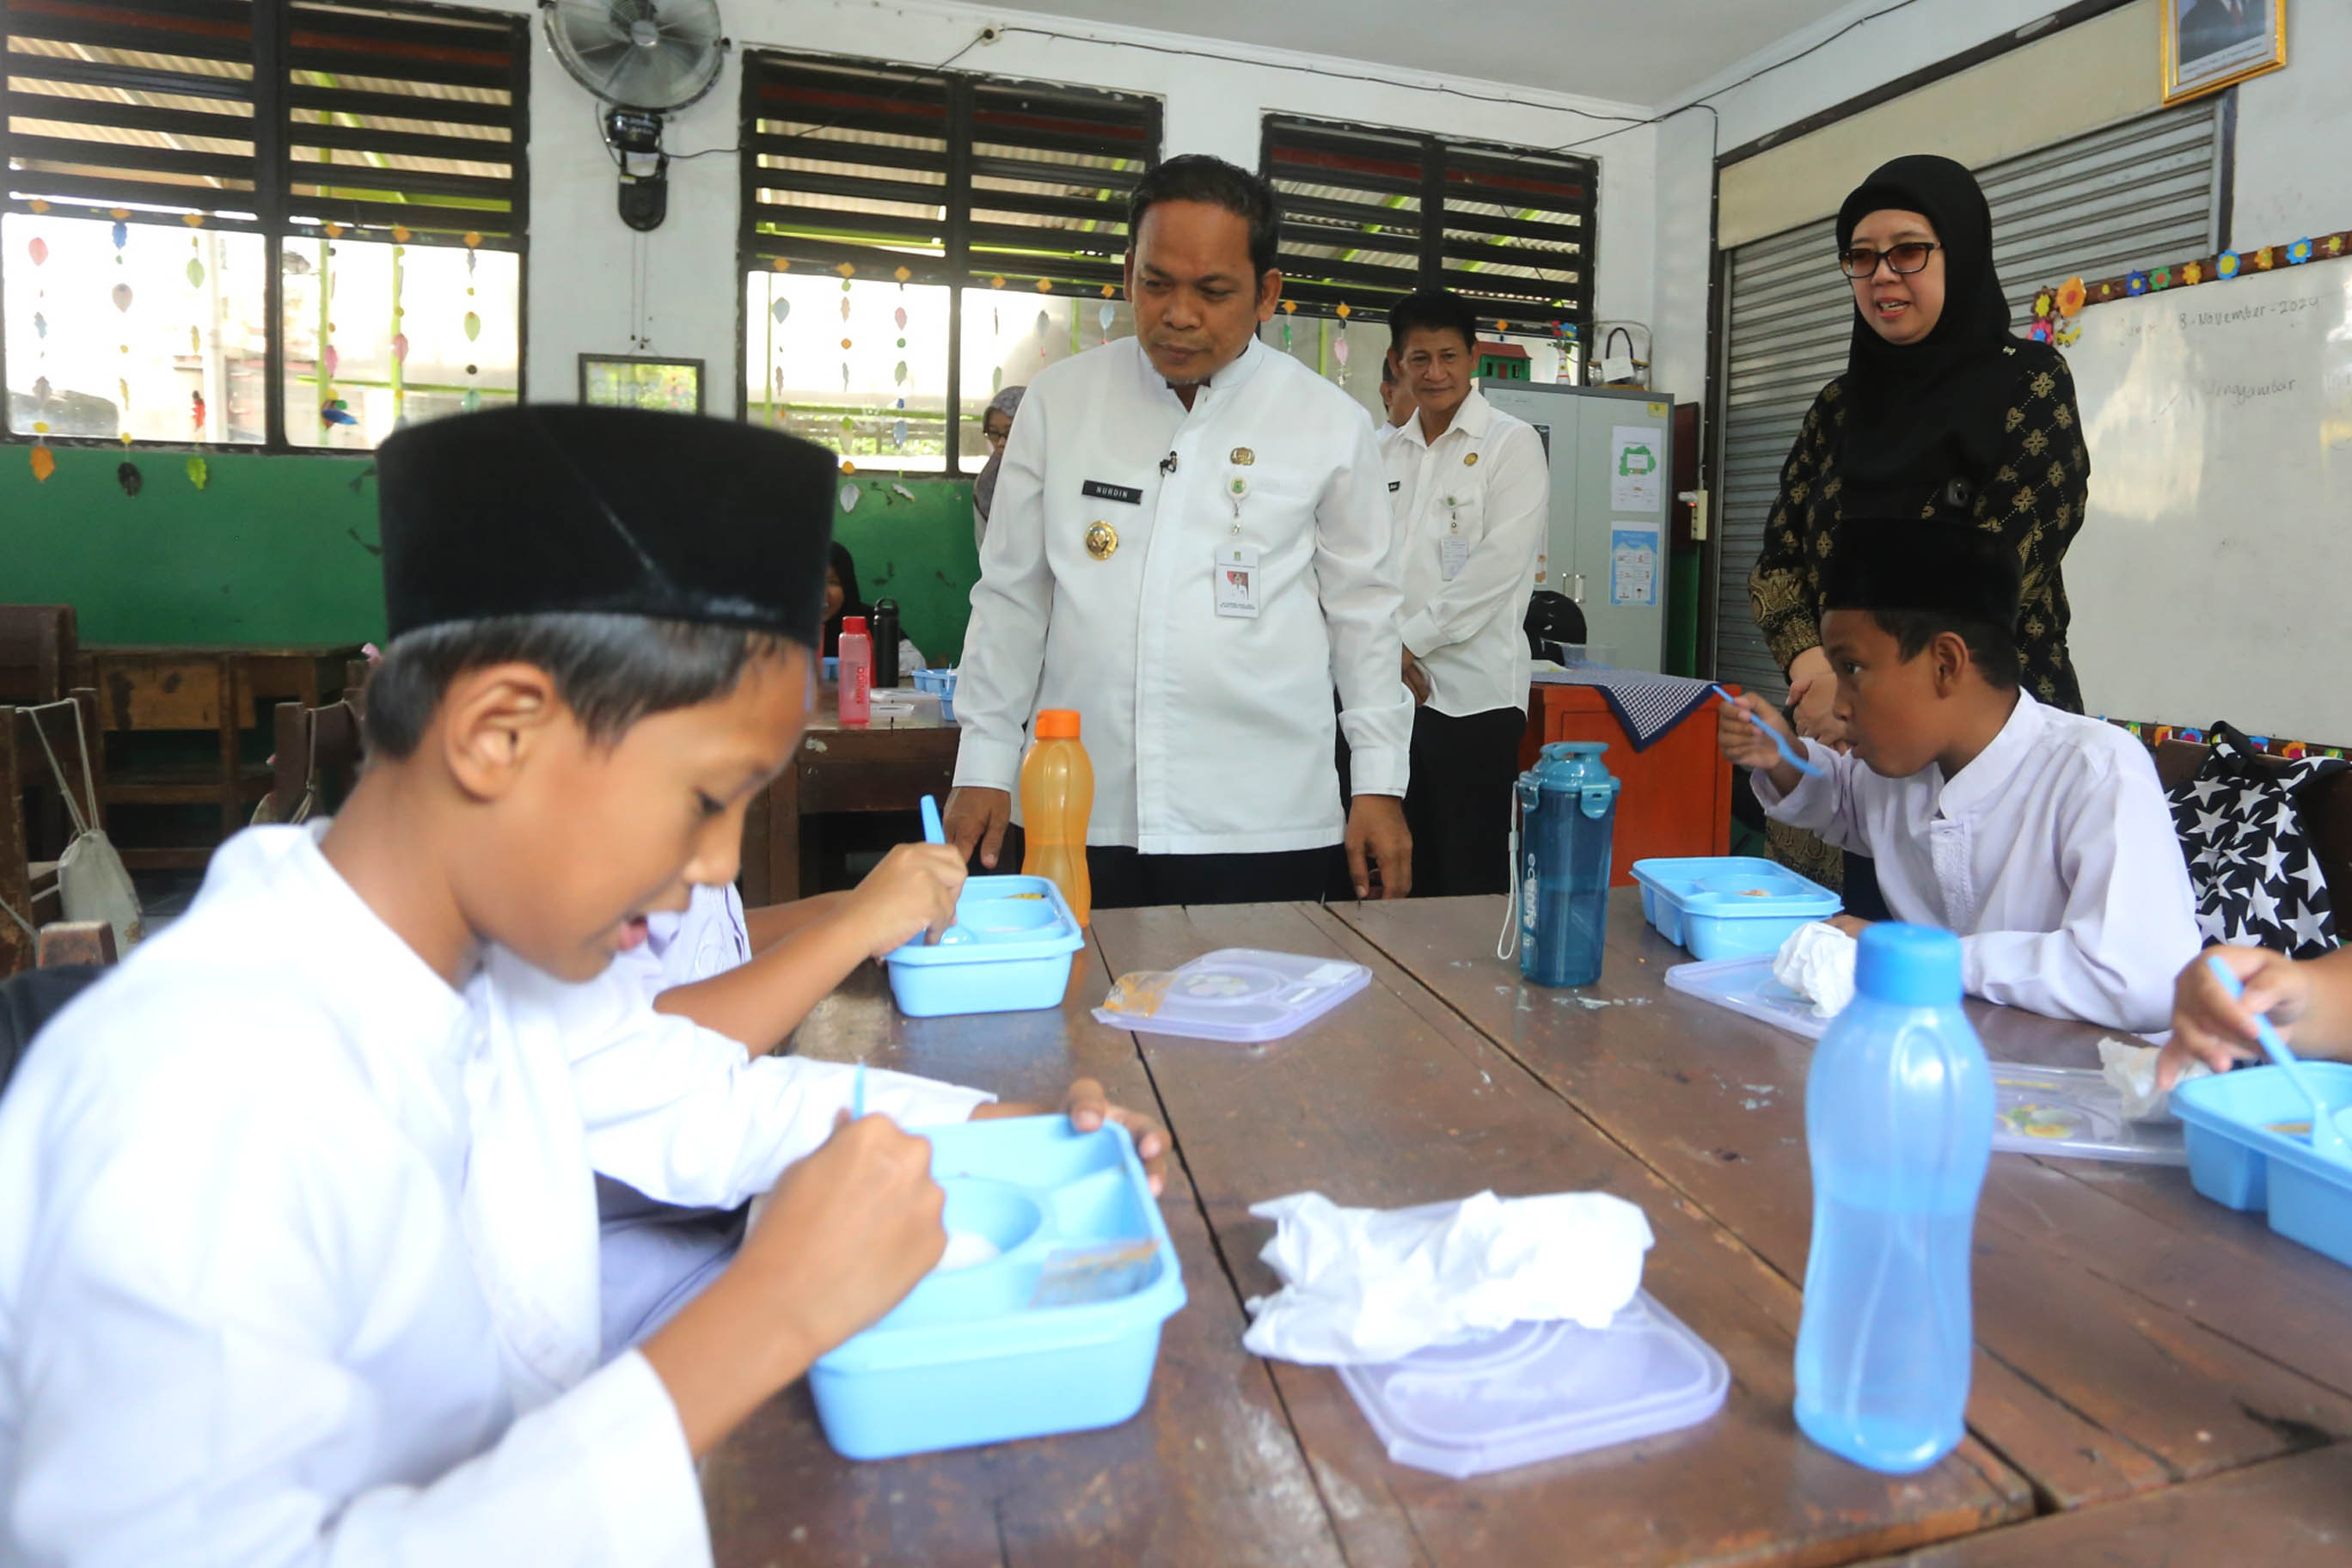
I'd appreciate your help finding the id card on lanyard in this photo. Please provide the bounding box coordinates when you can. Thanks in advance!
[1214,542,1261,618]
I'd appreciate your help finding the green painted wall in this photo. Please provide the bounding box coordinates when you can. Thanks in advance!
[2,445,982,665]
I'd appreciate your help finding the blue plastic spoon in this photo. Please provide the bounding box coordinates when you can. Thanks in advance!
[2207,955,2352,1165]
[1712,685,1825,780]
[919,795,973,946]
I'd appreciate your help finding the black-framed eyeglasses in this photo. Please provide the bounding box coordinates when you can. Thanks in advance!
[1838,242,1940,278]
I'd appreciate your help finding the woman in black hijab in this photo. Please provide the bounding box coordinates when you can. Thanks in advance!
[1747,155,2090,893]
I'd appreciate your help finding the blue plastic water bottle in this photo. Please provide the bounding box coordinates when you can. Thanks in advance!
[1515,742,1620,988]
[1794,923,1994,1474]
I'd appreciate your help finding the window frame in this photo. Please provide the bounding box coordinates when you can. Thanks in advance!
[1,0,531,455]
[1257,113,1598,338]
[736,48,1161,477]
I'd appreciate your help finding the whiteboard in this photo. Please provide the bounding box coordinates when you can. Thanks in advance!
[2061,255,2352,744]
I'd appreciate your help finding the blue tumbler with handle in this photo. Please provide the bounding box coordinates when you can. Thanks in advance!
[1514,742,1621,988]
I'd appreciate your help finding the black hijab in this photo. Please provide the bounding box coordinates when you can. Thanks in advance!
[1834,156,2024,519]
[821,540,868,658]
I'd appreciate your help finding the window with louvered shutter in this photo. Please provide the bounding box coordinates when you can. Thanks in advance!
[282,0,527,246]
[740,49,1159,472]
[4,0,526,449]
[3,0,259,224]
[1260,115,1595,333]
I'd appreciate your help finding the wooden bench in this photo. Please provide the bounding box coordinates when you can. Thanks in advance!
[2153,737,2352,907]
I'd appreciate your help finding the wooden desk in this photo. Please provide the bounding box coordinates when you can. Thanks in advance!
[78,643,364,870]
[740,691,958,905]
[1523,682,1734,885]
[708,890,2352,1564]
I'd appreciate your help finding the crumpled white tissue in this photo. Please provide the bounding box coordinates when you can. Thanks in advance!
[1240,1190,1654,1365]
[1773,921,1857,1018]
[2098,1038,2211,1122]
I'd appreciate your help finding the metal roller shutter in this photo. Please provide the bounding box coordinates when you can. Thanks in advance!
[1712,100,2221,700]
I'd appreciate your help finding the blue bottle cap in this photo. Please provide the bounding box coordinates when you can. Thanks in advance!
[1853,922,1963,1008]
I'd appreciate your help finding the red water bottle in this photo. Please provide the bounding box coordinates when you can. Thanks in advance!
[837,616,873,724]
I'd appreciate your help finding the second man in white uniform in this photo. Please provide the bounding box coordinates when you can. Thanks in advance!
[1384,290,1549,896]
[946,156,1415,906]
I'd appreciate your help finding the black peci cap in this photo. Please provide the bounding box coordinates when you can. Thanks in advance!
[1820,519,2022,628]
[375,405,838,646]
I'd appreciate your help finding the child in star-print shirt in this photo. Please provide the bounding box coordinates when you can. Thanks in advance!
[2164,947,2352,1086]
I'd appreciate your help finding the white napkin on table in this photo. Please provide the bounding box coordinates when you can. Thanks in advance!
[1773,921,1858,1018]
[1240,1190,1654,1366]
[2098,1037,2211,1122]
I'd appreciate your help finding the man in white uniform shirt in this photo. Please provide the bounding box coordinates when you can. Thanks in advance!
[1383,290,1549,896]
[946,155,1415,905]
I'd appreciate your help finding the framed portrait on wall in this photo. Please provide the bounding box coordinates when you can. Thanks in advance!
[579,354,704,414]
[2163,0,2286,104]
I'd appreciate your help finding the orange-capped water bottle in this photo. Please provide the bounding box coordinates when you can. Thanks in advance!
[1020,708,1093,926]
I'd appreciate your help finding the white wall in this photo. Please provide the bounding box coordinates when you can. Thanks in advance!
[1647,0,2352,427]
[499,0,1662,414]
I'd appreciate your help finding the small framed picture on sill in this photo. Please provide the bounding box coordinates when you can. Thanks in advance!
[579,354,704,414]
[2163,0,2285,105]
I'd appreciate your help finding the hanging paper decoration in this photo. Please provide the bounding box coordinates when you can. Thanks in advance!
[191,391,205,433]
[842,364,850,391]
[32,377,50,404]
[464,310,481,341]
[1101,283,1116,298]
[118,377,131,410]
[891,419,907,448]
[839,481,861,511]
[111,220,127,251]
[29,447,56,483]
[892,360,908,385]
[769,298,788,324]
[324,346,340,378]
[390,333,409,364]
[891,483,916,502]
[836,262,856,279]
[112,283,133,312]
[893,306,908,331]
[1036,279,1053,293]
[1333,328,1351,367]
[1099,302,1115,335]
[117,462,142,498]
[32,313,45,340]
[187,455,208,490]
[320,398,357,427]
[840,295,852,322]
[27,236,47,266]
[992,365,1003,394]
[462,389,482,413]
[894,266,911,283]
[187,257,205,288]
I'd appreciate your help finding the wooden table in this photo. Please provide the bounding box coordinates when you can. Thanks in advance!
[740,689,958,904]
[77,642,364,869]
[705,891,2352,1565]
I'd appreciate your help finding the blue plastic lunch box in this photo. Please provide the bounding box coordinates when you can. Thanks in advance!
[883,874,1085,1017]
[1628,856,1842,962]
[2172,1063,2352,1270]
[810,1115,1186,1460]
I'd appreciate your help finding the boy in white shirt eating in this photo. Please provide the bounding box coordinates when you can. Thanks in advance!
[0,406,1165,1563]
[1719,520,2197,1032]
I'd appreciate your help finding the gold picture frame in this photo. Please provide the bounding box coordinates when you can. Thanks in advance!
[2163,0,2286,105]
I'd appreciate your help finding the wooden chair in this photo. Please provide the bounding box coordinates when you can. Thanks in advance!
[2154,738,2352,908]
[36,921,117,969]
[0,605,78,706]
[266,700,366,823]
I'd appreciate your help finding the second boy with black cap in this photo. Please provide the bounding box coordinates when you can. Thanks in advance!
[1718,519,2196,1033]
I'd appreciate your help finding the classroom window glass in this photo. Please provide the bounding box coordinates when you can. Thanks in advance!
[0,0,528,452]
[3,213,270,444]
[747,273,954,470]
[282,236,519,450]
[956,289,1134,468]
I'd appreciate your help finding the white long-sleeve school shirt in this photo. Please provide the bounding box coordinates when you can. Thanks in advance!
[1753,691,2200,1032]
[953,335,1412,854]
[0,824,986,1565]
[1384,389,1549,718]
